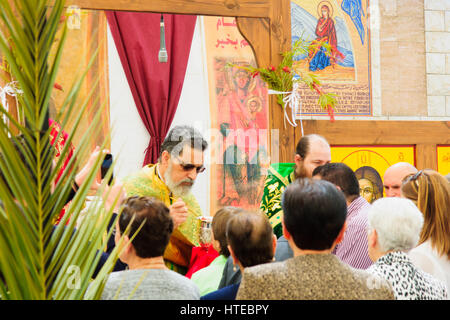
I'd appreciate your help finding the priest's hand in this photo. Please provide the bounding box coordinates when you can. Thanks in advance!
[169,198,189,228]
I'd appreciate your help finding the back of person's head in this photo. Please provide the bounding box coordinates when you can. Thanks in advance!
[226,210,274,268]
[401,169,450,259]
[295,134,329,158]
[368,197,424,252]
[312,162,360,199]
[282,178,347,251]
[212,206,243,257]
[159,125,208,160]
[118,196,173,258]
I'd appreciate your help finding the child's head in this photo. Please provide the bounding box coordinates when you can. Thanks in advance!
[211,206,243,257]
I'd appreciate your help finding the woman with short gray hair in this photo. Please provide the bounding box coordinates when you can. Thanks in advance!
[366,197,447,300]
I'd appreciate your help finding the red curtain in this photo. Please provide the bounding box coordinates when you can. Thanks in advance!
[106,12,197,165]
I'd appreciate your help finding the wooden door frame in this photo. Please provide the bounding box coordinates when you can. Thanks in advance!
[67,0,450,170]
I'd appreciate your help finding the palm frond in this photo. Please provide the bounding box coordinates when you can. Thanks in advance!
[0,0,124,300]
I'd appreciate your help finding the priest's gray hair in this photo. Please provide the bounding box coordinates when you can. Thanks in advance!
[368,197,424,252]
[159,125,208,160]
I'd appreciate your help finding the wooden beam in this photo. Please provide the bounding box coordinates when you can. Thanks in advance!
[236,17,270,69]
[299,120,450,145]
[236,0,292,163]
[295,120,450,171]
[268,0,293,163]
[65,0,271,17]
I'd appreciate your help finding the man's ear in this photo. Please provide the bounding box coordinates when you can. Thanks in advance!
[161,150,170,165]
[294,154,303,166]
[122,235,134,254]
[282,221,291,241]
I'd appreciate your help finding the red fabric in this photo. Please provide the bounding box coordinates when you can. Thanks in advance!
[185,244,219,279]
[106,12,197,165]
[49,118,75,183]
[48,118,75,225]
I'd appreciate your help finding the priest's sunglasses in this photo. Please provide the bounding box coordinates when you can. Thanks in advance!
[174,156,206,174]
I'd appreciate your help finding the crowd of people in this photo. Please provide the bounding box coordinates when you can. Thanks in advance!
[2,125,449,300]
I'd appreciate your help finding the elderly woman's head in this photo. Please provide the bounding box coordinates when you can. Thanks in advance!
[367,197,424,262]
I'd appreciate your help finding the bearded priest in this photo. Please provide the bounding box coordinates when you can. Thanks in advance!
[123,125,208,274]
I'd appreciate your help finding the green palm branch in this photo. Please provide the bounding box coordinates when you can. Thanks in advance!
[0,0,124,299]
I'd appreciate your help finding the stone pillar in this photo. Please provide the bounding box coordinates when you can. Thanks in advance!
[424,0,450,117]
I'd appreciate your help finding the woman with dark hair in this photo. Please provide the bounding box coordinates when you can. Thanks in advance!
[101,196,200,300]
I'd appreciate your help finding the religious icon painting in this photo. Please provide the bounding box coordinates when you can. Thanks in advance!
[331,145,416,199]
[203,17,270,215]
[291,0,372,117]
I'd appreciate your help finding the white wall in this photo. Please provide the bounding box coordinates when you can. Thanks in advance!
[108,17,211,215]
[108,24,149,178]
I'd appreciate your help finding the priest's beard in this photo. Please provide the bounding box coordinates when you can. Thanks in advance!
[294,161,308,179]
[164,161,194,197]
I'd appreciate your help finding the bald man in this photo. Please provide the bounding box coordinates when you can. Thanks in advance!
[383,162,418,197]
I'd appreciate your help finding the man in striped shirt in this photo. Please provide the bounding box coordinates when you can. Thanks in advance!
[313,163,373,269]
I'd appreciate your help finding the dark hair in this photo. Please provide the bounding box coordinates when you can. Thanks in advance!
[226,210,274,268]
[212,206,243,257]
[282,178,347,250]
[295,134,328,159]
[159,125,208,160]
[312,162,360,198]
[118,196,173,258]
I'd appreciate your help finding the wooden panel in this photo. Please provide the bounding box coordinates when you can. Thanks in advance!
[297,120,450,171]
[66,0,271,17]
[269,0,294,164]
[236,17,270,68]
[299,120,450,145]
[237,1,293,163]
[416,143,438,170]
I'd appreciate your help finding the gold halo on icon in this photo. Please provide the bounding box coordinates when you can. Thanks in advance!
[317,1,334,18]
[246,95,263,113]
